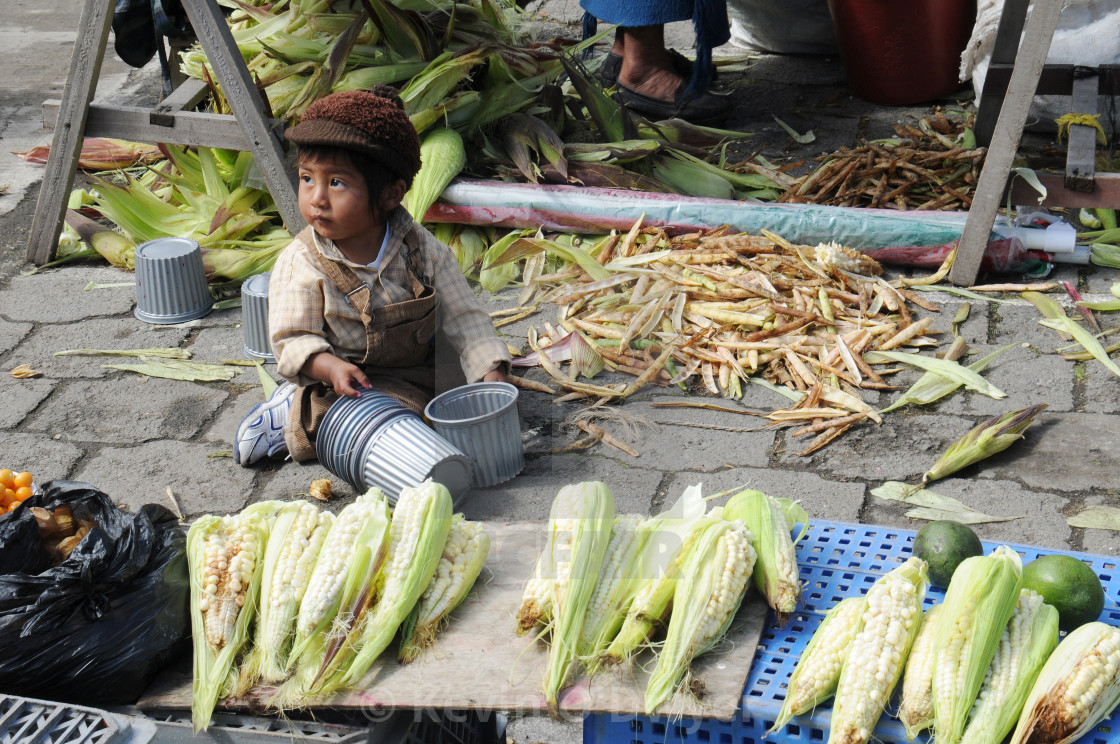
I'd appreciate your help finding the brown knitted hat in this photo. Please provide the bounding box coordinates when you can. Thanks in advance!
[286,87,422,185]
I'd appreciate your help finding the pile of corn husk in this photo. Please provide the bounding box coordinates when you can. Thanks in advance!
[509,222,955,454]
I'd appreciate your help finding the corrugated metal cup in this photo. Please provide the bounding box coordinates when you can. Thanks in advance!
[317,388,474,505]
[134,237,214,324]
[424,382,523,487]
[241,272,274,360]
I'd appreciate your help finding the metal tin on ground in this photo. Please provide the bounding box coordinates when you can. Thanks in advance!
[317,388,474,505]
[241,272,273,360]
[134,237,213,324]
[425,382,523,488]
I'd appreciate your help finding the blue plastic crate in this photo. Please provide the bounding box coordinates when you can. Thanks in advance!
[583,520,1120,744]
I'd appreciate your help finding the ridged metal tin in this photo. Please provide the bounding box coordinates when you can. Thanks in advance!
[317,388,474,505]
[241,272,273,360]
[134,237,214,324]
[424,382,523,488]
[362,416,473,505]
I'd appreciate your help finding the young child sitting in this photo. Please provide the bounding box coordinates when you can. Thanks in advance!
[235,86,510,466]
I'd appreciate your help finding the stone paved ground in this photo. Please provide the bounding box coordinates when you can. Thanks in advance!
[2,1,1119,742]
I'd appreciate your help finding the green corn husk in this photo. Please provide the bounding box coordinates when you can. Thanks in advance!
[188,501,284,732]
[324,480,453,693]
[868,350,1008,402]
[592,484,708,671]
[958,589,1059,744]
[275,488,391,709]
[644,518,756,714]
[64,210,137,269]
[878,344,1019,414]
[236,502,335,694]
[923,404,1047,484]
[722,489,809,621]
[767,596,868,735]
[398,516,490,664]
[538,481,615,709]
[575,513,652,659]
[931,545,1024,744]
[405,127,466,222]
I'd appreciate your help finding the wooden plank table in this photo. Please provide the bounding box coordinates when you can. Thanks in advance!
[139,522,769,721]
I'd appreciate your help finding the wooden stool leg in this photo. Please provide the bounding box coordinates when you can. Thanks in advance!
[181,0,304,232]
[949,0,1064,287]
[25,0,115,265]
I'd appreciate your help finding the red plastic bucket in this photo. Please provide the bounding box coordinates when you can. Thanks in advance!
[826,0,976,104]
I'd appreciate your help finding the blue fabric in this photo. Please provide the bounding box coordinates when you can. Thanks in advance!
[580,0,693,26]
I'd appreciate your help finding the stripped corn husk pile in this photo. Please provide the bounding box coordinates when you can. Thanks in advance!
[518,482,806,714]
[771,544,1120,744]
[777,111,986,211]
[513,224,944,454]
[186,482,489,731]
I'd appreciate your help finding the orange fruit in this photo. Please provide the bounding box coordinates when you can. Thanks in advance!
[0,470,13,489]
[12,472,32,489]
[14,487,32,502]
[0,489,13,507]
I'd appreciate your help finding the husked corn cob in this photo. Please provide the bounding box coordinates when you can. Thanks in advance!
[1010,621,1120,744]
[723,489,808,621]
[898,603,943,740]
[932,545,1023,744]
[767,596,867,736]
[399,515,490,663]
[238,501,334,692]
[328,480,453,692]
[598,517,706,668]
[276,488,391,709]
[577,514,650,658]
[517,552,555,635]
[827,557,927,744]
[960,590,1059,744]
[188,501,282,733]
[540,481,614,709]
[644,518,756,714]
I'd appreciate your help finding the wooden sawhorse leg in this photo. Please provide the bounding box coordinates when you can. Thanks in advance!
[25,0,305,266]
[950,0,1063,285]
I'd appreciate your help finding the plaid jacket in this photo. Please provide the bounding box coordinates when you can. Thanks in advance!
[269,208,510,385]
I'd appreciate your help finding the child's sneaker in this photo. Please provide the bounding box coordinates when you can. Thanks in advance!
[235,382,296,465]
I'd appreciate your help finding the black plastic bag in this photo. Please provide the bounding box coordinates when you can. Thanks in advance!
[0,481,190,706]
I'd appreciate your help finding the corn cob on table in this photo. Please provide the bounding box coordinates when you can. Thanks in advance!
[138,521,770,719]
[587,519,1120,744]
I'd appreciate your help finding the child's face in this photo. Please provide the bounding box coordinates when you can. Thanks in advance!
[297,151,380,254]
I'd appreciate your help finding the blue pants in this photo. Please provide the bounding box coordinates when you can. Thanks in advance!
[580,0,694,26]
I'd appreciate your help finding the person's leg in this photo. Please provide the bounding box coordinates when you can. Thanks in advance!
[616,25,682,103]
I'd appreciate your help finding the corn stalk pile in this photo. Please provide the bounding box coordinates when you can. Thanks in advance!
[777,112,986,210]
[187,482,489,732]
[770,546,1120,744]
[517,482,807,715]
[510,223,950,455]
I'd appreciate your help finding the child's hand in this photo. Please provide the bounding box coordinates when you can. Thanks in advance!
[304,352,371,398]
[329,360,372,398]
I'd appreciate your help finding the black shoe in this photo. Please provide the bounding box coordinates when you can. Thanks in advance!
[111,0,158,68]
[597,49,717,87]
[614,80,729,125]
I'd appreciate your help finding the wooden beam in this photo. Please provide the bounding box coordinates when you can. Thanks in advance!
[41,100,280,151]
[974,0,1032,147]
[1064,73,1098,192]
[950,0,1064,286]
[1008,172,1120,209]
[983,64,1120,98]
[180,0,304,232]
[25,0,114,265]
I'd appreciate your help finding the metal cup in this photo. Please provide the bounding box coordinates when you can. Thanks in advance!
[134,237,213,324]
[241,272,273,360]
